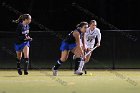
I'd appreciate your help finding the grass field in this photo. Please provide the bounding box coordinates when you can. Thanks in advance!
[0,69,140,93]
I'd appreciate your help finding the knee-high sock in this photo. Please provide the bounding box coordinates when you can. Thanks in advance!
[24,58,29,71]
[78,60,85,72]
[74,58,82,71]
[16,58,21,69]
[53,59,63,70]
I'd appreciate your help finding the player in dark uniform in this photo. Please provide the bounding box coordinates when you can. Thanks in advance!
[13,14,32,75]
[52,22,88,76]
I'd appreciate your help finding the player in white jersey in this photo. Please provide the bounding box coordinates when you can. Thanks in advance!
[85,20,101,63]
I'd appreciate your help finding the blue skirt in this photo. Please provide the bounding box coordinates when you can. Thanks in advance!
[60,41,76,51]
[14,41,30,52]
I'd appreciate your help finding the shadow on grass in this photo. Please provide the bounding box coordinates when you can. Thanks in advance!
[2,76,19,77]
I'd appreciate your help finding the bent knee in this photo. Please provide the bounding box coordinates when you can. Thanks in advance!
[85,59,90,63]
[60,57,68,62]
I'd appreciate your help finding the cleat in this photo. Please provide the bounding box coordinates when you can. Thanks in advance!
[24,71,28,75]
[74,70,83,75]
[52,67,58,76]
[17,68,22,75]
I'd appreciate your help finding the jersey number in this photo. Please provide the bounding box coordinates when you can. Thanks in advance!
[87,37,93,42]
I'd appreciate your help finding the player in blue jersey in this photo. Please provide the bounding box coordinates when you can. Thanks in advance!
[52,22,88,76]
[13,14,32,75]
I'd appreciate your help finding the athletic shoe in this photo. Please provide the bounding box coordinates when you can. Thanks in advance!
[24,70,28,75]
[52,67,58,76]
[17,68,22,75]
[74,70,83,75]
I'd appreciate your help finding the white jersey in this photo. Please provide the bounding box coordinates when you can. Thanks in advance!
[85,27,101,48]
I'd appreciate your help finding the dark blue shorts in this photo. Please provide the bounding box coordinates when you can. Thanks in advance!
[60,41,76,51]
[14,41,30,52]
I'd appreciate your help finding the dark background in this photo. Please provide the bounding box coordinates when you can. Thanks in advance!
[0,0,140,31]
[0,0,140,69]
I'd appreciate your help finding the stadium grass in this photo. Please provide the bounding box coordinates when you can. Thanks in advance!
[0,69,139,93]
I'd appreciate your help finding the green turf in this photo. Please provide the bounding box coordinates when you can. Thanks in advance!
[0,70,139,93]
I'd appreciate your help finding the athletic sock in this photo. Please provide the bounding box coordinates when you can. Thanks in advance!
[74,58,82,71]
[24,58,29,72]
[16,58,22,75]
[53,59,63,70]
[78,60,85,71]
[16,58,21,69]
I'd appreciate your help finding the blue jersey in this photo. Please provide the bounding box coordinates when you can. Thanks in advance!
[60,29,83,51]
[63,29,83,44]
[15,22,30,44]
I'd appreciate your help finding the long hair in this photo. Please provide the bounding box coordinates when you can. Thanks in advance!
[12,14,31,23]
[76,21,88,29]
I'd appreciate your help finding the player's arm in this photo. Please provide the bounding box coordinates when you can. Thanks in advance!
[20,25,32,41]
[96,29,101,47]
[73,31,84,56]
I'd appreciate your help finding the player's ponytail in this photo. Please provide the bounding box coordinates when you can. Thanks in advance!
[76,24,80,28]
[12,15,23,23]
[76,22,88,29]
[12,14,31,23]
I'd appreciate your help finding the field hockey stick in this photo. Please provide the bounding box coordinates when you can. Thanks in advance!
[84,46,98,57]
[73,46,98,60]
[83,51,87,74]
[83,46,98,74]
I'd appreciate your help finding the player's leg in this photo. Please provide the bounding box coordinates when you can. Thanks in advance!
[52,50,70,76]
[83,46,94,74]
[73,48,93,74]
[23,46,29,75]
[53,50,69,70]
[85,51,92,63]
[71,47,84,75]
[16,51,22,75]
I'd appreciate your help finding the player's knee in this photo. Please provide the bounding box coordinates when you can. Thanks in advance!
[85,59,89,63]
[85,57,90,63]
[74,53,81,58]
[24,54,29,58]
[60,57,67,62]
[17,54,22,59]
[17,56,22,60]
